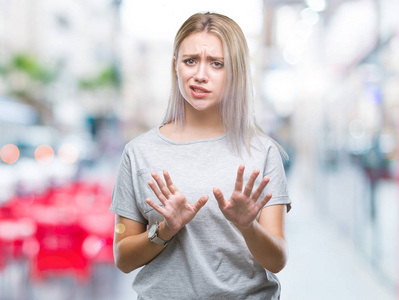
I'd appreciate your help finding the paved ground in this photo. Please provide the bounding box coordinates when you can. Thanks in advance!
[278,178,396,300]
[278,160,397,300]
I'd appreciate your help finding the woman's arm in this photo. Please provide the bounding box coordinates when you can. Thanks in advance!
[213,165,288,273]
[113,216,174,273]
[238,205,288,273]
[113,170,208,273]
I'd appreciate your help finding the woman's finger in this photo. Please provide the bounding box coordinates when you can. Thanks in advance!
[163,170,179,194]
[151,172,171,198]
[243,169,260,197]
[234,165,245,192]
[192,195,209,212]
[146,198,166,215]
[213,187,227,209]
[148,180,167,206]
[251,176,270,201]
[255,193,272,211]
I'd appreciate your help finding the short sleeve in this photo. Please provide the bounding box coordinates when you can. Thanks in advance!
[110,147,147,224]
[262,141,291,212]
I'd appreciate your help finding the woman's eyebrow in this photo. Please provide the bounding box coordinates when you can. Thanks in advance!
[181,54,224,61]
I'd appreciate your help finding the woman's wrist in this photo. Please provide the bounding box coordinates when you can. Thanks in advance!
[157,221,176,241]
[236,220,257,235]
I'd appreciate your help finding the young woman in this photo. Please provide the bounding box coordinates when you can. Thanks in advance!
[111,12,291,299]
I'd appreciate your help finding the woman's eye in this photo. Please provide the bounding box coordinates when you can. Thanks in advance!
[213,62,224,68]
[184,59,195,65]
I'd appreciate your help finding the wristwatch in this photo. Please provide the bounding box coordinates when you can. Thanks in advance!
[148,222,173,246]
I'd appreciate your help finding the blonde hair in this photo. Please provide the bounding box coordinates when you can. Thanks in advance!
[163,12,286,158]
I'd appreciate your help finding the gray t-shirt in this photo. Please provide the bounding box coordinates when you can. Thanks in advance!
[110,126,291,300]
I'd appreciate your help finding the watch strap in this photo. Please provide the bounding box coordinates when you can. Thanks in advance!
[151,235,171,246]
[149,222,173,246]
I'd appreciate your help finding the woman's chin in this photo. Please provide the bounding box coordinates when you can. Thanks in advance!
[186,100,220,112]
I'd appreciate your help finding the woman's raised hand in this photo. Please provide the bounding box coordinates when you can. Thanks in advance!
[213,165,272,230]
[146,171,208,235]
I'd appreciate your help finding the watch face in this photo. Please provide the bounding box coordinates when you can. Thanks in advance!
[149,223,157,237]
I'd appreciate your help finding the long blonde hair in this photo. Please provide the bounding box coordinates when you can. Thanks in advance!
[163,12,284,157]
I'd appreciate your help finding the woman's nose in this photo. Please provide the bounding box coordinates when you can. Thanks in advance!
[194,63,208,83]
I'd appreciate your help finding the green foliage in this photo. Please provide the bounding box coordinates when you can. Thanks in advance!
[79,64,120,90]
[0,53,58,83]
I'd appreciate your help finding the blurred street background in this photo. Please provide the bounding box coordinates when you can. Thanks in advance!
[0,0,398,299]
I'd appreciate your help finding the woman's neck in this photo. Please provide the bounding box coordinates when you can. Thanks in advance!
[160,103,225,141]
[182,102,224,137]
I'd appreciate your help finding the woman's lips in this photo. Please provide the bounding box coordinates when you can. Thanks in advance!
[190,85,210,98]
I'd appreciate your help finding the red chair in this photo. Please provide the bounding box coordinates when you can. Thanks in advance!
[30,222,90,283]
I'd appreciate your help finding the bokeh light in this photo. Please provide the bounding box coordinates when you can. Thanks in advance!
[115,223,126,234]
[0,144,20,164]
[301,8,319,25]
[58,144,79,164]
[349,119,366,139]
[82,235,106,258]
[305,0,327,12]
[34,145,54,164]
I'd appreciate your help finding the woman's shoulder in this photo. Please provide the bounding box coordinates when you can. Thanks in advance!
[251,133,275,149]
[124,127,159,150]
[252,133,288,160]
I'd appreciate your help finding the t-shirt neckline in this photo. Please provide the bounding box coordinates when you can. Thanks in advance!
[155,124,227,145]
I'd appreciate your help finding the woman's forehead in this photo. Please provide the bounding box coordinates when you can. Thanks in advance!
[179,32,224,57]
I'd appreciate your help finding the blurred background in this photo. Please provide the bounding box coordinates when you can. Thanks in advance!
[0,0,398,299]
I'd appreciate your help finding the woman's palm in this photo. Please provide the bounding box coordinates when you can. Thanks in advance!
[146,171,208,235]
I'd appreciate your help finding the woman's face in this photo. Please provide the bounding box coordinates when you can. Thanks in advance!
[175,32,226,112]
